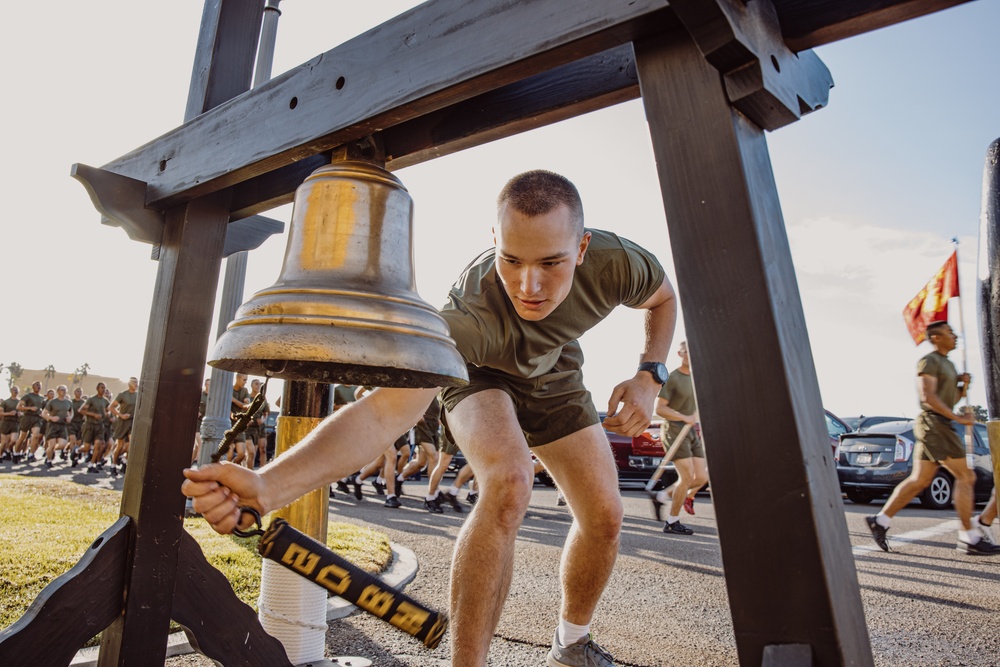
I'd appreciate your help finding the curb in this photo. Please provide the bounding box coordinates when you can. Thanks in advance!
[69,543,419,666]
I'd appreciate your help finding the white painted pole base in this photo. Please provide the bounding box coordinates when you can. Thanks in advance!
[259,559,328,664]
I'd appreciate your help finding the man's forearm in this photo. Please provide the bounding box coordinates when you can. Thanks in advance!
[258,386,439,511]
[639,287,676,365]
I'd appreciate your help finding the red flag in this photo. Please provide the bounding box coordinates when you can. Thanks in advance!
[902,251,960,344]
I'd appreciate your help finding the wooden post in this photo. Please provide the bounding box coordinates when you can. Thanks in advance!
[97,194,232,665]
[634,27,874,667]
[98,2,264,664]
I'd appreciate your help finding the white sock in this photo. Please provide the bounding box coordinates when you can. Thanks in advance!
[447,485,459,495]
[667,514,680,524]
[875,513,891,528]
[960,529,981,544]
[376,476,384,484]
[386,494,397,500]
[425,494,437,501]
[557,619,589,647]
[397,474,405,481]
[974,514,990,527]
[655,489,669,504]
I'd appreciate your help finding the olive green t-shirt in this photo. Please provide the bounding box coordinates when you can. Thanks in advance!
[2,397,20,421]
[45,398,73,422]
[657,369,696,419]
[114,390,138,416]
[439,229,665,379]
[71,398,85,423]
[81,395,110,424]
[917,351,958,410]
[20,392,46,414]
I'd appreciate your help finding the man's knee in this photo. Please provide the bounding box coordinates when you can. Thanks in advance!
[480,468,534,528]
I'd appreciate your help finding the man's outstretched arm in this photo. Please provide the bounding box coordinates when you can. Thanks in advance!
[183,386,440,534]
[604,276,677,436]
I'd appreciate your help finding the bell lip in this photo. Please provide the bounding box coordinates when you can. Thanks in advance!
[208,323,469,389]
[208,357,468,389]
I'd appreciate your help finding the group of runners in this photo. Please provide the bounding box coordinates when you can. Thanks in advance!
[1,378,138,476]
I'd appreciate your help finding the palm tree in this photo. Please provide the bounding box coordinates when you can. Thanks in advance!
[5,362,23,390]
[43,365,57,390]
[72,363,90,389]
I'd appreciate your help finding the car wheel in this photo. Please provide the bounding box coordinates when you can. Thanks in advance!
[845,488,876,505]
[919,472,953,509]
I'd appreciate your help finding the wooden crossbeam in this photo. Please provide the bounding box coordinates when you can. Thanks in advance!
[773,0,974,51]
[99,0,672,210]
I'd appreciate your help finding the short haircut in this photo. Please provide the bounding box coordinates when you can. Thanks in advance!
[926,321,951,339]
[497,170,584,235]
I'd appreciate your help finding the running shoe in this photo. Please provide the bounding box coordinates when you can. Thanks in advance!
[336,480,350,494]
[384,495,401,509]
[440,490,464,512]
[957,537,1000,555]
[372,479,386,496]
[973,515,996,545]
[662,520,694,535]
[865,515,890,552]
[424,497,444,513]
[466,492,478,506]
[547,632,616,667]
[351,476,363,500]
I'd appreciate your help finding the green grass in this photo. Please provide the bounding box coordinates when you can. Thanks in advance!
[0,474,392,646]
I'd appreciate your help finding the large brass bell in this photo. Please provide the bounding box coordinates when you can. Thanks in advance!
[209,159,468,388]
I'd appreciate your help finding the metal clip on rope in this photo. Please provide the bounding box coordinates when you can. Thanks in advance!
[211,377,269,463]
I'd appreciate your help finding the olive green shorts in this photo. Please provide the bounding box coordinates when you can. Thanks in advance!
[439,342,599,448]
[0,420,17,436]
[412,421,439,446]
[19,415,42,433]
[82,421,105,444]
[914,411,964,462]
[45,422,69,441]
[661,421,705,460]
[438,411,460,457]
[112,417,133,442]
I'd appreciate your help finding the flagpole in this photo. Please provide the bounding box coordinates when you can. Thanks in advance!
[952,237,974,458]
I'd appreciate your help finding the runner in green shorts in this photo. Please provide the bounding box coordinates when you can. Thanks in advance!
[866,321,1000,555]
[184,170,678,665]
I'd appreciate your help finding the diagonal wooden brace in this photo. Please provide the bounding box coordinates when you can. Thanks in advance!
[671,0,834,130]
[0,517,131,666]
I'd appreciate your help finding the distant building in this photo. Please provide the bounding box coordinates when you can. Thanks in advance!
[12,368,129,397]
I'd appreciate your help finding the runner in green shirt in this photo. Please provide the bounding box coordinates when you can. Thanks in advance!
[865,321,1000,555]
[109,377,138,476]
[652,341,709,535]
[1,386,20,460]
[42,385,74,467]
[68,387,86,464]
[184,170,678,665]
[14,382,45,464]
[79,382,110,473]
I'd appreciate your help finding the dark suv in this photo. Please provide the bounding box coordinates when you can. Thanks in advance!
[836,420,994,508]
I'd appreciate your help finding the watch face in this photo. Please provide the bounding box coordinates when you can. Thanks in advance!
[641,362,667,384]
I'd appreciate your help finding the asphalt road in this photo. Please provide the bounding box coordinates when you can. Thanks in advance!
[173,479,1000,667]
[7,459,998,666]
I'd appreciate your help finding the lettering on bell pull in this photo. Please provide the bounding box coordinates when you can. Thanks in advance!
[316,562,352,595]
[391,601,430,635]
[358,584,395,616]
[281,544,320,576]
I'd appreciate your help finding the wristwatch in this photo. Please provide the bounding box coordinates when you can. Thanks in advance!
[637,361,668,385]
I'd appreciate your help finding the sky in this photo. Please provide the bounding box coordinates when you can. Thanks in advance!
[2,1,998,420]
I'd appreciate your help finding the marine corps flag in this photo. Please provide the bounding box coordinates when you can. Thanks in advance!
[902,251,960,344]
